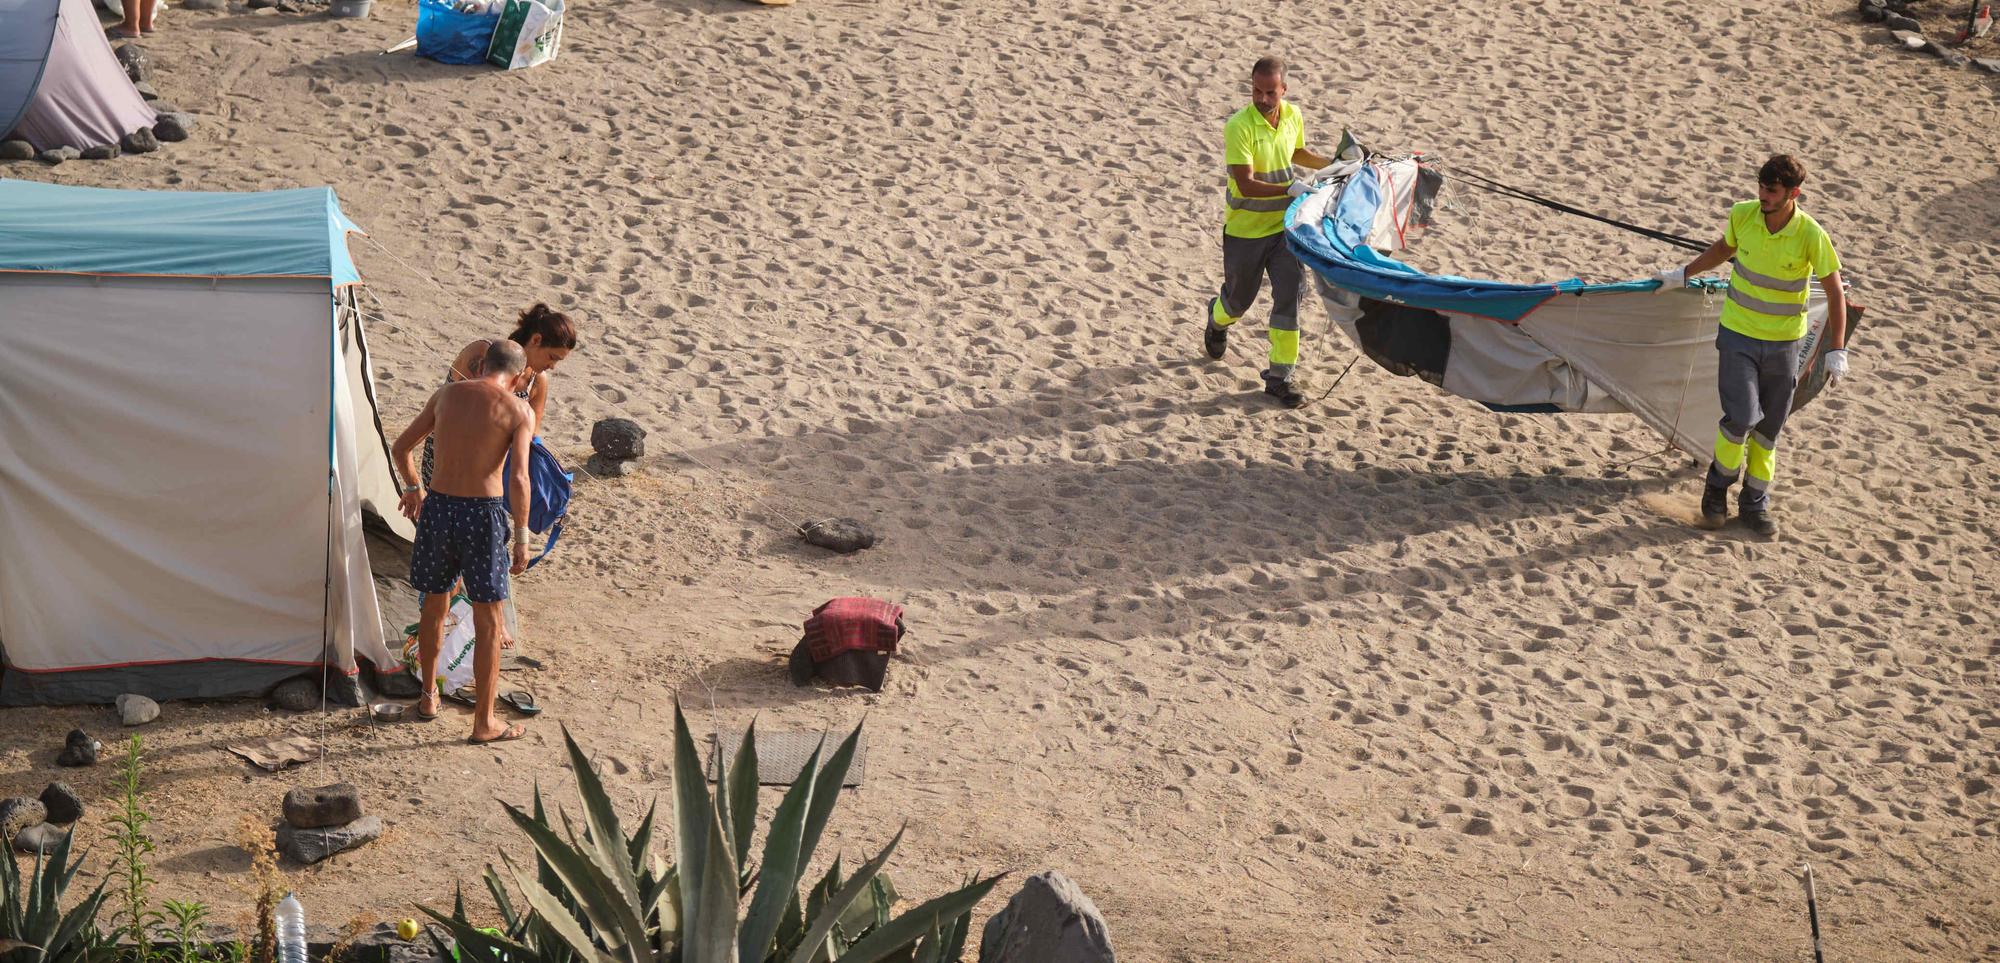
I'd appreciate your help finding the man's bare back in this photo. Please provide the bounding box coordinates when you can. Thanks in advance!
[427,379,532,498]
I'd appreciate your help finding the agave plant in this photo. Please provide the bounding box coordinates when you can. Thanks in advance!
[422,703,1002,963]
[0,827,110,963]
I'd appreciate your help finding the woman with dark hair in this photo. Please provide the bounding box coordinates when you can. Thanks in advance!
[408,304,578,664]
[418,303,579,487]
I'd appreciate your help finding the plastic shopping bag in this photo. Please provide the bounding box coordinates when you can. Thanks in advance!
[417,0,501,65]
[402,593,479,694]
[487,0,564,70]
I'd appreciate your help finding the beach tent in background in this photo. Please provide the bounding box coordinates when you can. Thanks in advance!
[0,181,416,706]
[1286,155,1857,460]
[0,0,156,151]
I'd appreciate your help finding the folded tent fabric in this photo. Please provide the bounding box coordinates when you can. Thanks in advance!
[1287,158,1850,460]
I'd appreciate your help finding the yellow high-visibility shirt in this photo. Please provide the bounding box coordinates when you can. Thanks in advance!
[1223,102,1304,239]
[1720,200,1841,342]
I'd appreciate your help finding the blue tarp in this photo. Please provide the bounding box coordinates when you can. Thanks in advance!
[1285,164,1665,323]
[0,180,363,284]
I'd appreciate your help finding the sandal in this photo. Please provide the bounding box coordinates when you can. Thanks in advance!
[467,723,527,745]
[414,693,441,721]
[107,27,142,39]
[498,690,541,716]
[441,686,478,708]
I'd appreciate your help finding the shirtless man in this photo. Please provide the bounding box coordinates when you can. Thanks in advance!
[391,339,534,744]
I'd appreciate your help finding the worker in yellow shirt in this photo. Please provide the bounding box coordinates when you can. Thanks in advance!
[1656,154,1848,538]
[1204,56,1335,408]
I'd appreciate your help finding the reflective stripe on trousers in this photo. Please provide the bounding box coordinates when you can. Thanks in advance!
[1705,327,1800,512]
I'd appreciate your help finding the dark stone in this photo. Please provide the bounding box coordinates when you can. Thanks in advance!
[1932,45,1970,67]
[38,783,84,825]
[284,784,363,829]
[247,0,278,8]
[154,113,196,142]
[183,0,225,9]
[1858,0,1887,23]
[114,44,149,84]
[799,517,876,554]
[116,692,159,725]
[589,418,645,460]
[584,453,632,478]
[132,80,160,100]
[276,0,301,11]
[121,128,160,155]
[36,146,80,165]
[978,871,1117,963]
[57,729,100,767]
[0,798,47,843]
[14,823,70,856]
[1884,12,1920,30]
[270,677,319,712]
[80,144,120,161]
[0,140,33,161]
[277,815,382,864]
[374,670,422,699]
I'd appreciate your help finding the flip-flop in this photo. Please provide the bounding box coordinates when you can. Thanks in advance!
[467,723,527,745]
[498,690,541,716]
[414,694,441,721]
[441,686,477,708]
[106,28,141,38]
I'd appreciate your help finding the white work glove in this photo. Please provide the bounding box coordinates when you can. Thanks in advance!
[1654,266,1687,291]
[1823,348,1848,386]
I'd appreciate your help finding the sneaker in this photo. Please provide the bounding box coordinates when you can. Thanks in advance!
[1203,301,1227,360]
[1739,506,1778,538]
[1263,378,1307,408]
[1698,484,1729,530]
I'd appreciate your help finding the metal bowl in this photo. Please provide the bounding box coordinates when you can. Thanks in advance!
[370,702,407,723]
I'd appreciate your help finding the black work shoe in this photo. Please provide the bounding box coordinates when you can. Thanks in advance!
[1263,378,1307,408]
[1203,301,1227,360]
[1699,485,1729,530]
[1740,507,1778,538]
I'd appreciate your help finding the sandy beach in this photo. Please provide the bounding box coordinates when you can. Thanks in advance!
[3,0,1999,959]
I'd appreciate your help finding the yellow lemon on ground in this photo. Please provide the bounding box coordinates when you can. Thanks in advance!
[397,919,421,941]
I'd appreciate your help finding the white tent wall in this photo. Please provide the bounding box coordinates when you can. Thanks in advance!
[0,274,386,704]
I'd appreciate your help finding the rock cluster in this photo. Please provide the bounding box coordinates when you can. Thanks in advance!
[6,783,87,856]
[276,784,380,864]
[586,418,646,477]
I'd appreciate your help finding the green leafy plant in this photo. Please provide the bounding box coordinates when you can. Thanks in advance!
[421,704,1002,963]
[157,901,211,963]
[105,736,158,961]
[0,821,111,963]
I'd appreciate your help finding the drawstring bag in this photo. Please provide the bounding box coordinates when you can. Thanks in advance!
[503,436,572,570]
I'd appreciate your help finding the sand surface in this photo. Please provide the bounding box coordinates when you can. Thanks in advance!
[4,0,2000,959]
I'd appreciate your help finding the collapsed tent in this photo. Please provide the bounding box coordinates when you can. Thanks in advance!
[0,0,156,151]
[1287,156,1858,459]
[0,180,416,705]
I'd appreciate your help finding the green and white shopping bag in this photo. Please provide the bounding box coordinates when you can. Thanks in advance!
[487,0,564,69]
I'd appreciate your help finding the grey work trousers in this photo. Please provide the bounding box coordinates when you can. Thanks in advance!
[1215,231,1303,384]
[1706,325,1801,512]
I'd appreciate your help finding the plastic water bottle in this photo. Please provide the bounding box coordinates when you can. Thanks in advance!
[276,893,307,963]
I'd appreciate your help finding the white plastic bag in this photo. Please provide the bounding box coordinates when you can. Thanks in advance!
[435,597,479,694]
[486,0,564,70]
